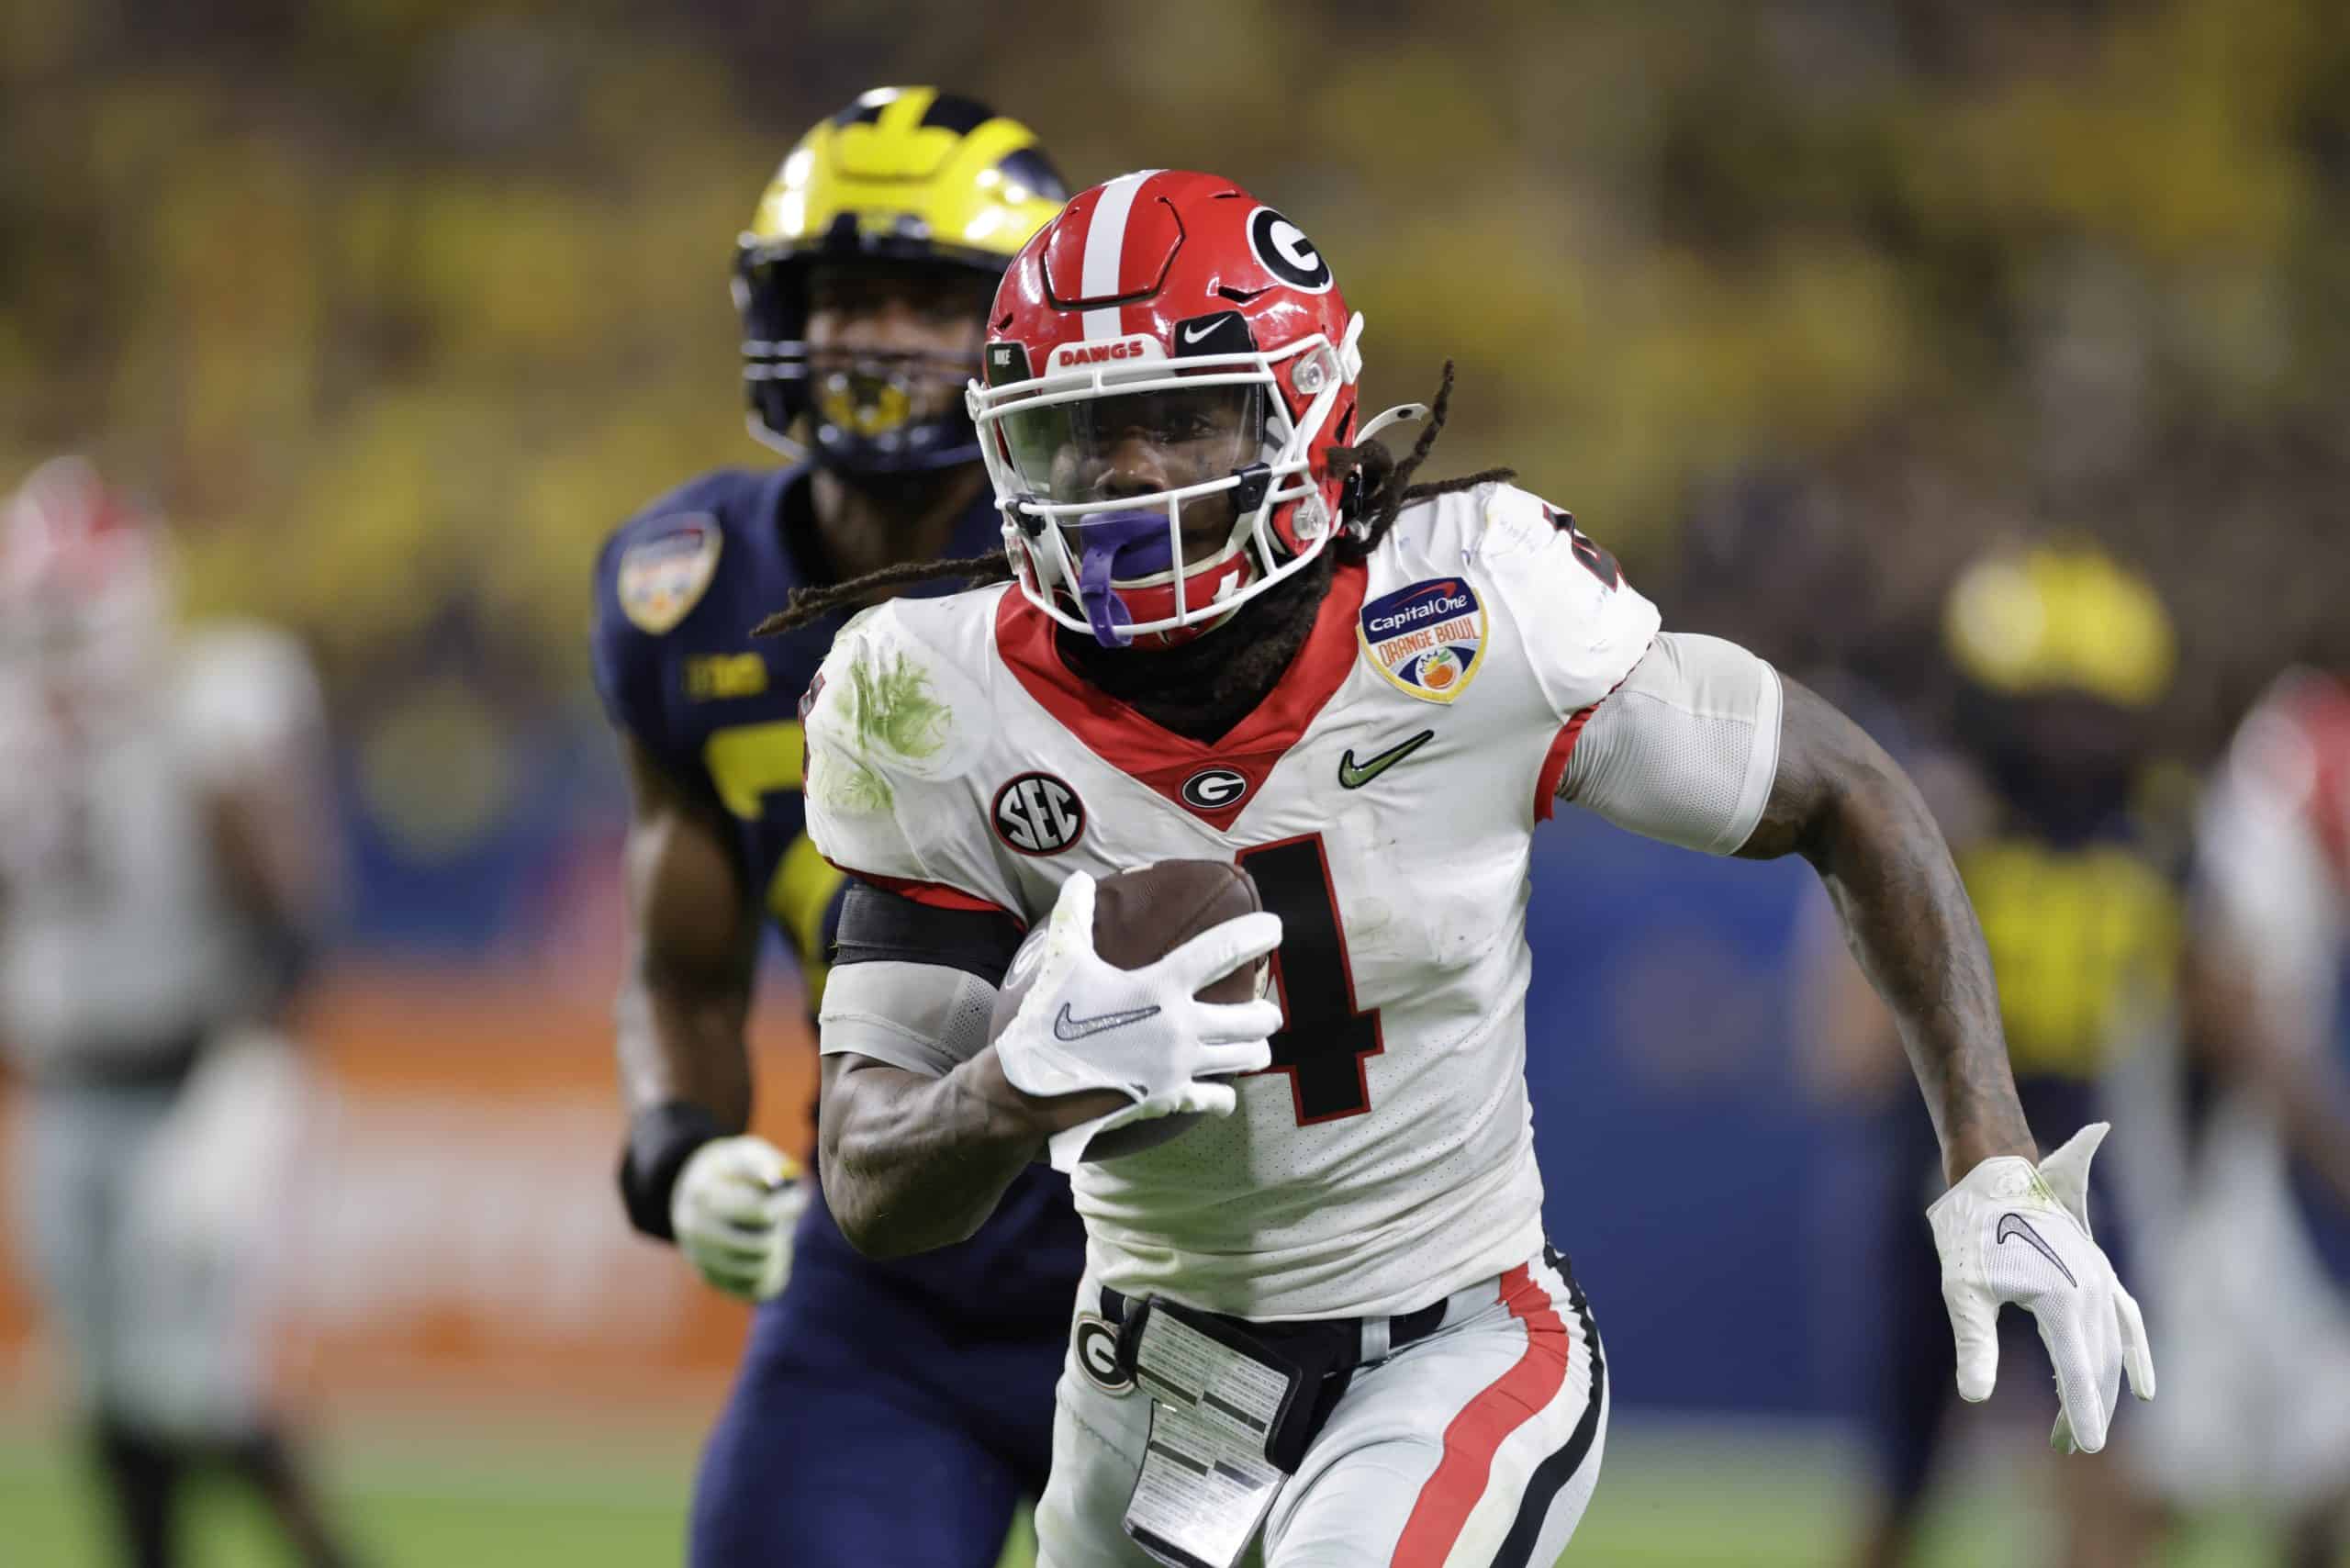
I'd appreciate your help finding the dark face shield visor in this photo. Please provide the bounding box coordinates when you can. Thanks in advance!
[999,385,1267,506]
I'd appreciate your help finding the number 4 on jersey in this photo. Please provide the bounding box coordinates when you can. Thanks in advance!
[1237,835,1383,1123]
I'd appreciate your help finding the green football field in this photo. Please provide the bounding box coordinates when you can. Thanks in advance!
[0,1417,2310,1567]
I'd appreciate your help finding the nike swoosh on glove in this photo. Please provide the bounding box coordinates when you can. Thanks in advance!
[672,1136,809,1302]
[995,871,1284,1171]
[1927,1123,2156,1453]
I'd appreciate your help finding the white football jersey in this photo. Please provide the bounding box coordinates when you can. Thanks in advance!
[805,484,1660,1319]
[2197,670,2350,1034]
[0,622,325,1077]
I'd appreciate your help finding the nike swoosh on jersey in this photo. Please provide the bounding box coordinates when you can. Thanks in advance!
[1053,1002,1165,1041]
[1996,1212,2078,1286]
[1337,729,1436,790]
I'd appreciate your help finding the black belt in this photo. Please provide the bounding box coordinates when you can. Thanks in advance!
[36,1030,207,1091]
[1099,1282,1463,1474]
[1100,1249,1579,1474]
[1097,1284,1450,1373]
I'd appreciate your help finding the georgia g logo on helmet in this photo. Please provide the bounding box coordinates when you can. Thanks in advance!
[1246,207,1334,294]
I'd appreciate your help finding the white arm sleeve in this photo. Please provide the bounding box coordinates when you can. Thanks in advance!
[1561,632,1784,856]
[816,959,999,1079]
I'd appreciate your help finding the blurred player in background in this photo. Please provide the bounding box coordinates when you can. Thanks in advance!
[0,457,354,1568]
[2122,668,2350,1567]
[1807,543,2182,1568]
[590,88,1082,1566]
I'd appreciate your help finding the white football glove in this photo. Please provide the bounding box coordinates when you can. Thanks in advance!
[1927,1123,2155,1453]
[672,1136,808,1302]
[995,870,1284,1171]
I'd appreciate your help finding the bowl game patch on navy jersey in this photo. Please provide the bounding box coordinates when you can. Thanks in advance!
[618,516,722,634]
[1357,577,1486,702]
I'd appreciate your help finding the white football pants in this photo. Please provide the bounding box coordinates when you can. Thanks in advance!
[1036,1249,1607,1568]
[11,1036,304,1439]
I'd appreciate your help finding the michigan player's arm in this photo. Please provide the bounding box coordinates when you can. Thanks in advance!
[610,732,763,1229]
[814,887,1127,1258]
[590,510,804,1277]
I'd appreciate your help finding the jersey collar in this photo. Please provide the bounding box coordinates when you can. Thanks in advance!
[992,561,1368,832]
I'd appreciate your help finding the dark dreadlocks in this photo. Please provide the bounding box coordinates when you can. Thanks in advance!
[1327,361,1516,566]
[750,362,1509,640]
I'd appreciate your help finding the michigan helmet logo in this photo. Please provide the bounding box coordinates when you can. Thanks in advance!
[1358,577,1488,704]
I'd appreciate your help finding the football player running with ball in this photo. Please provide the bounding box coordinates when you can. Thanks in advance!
[765,171,2154,1567]
[591,88,1081,1567]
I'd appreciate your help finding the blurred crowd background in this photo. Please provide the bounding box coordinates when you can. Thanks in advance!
[4,0,2348,1563]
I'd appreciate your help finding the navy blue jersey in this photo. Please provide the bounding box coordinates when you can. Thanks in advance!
[591,466,1085,1324]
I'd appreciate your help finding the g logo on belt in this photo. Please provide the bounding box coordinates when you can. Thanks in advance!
[1074,1312,1132,1395]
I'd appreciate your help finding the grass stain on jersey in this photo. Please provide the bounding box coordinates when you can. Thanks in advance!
[858,651,948,759]
[817,643,950,812]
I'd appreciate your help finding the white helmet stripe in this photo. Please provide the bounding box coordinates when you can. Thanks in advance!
[1079,169,1161,340]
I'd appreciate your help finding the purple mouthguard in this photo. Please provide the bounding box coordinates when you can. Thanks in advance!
[1071,509,1178,648]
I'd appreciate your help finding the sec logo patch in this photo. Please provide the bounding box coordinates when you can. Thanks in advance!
[993,772,1085,856]
[1358,577,1487,703]
[1074,1313,1132,1395]
[617,516,722,635]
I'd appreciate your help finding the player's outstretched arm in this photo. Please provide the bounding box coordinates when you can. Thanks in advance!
[1733,678,2034,1182]
[1733,676,2153,1450]
[611,735,805,1300]
[1555,630,2032,1168]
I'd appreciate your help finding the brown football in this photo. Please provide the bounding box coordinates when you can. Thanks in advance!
[991,859,1268,1162]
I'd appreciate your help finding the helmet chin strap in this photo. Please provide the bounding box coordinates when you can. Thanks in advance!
[744,411,810,464]
[1356,402,1428,445]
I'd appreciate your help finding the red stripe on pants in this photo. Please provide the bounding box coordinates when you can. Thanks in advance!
[1389,1264,1572,1566]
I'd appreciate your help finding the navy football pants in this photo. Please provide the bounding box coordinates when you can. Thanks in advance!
[689,1246,1064,1567]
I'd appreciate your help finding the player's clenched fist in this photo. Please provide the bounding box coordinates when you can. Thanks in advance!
[1928,1123,2155,1453]
[672,1135,808,1302]
[994,870,1284,1171]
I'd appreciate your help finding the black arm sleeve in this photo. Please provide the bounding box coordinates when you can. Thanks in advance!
[830,881,1025,985]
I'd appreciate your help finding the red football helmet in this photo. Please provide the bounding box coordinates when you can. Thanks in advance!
[967,170,1366,646]
[1,456,169,693]
[2234,668,2350,895]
